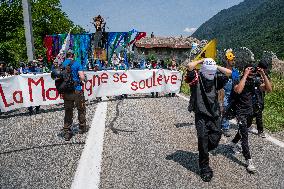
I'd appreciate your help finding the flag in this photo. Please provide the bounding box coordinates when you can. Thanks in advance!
[56,31,71,65]
[194,39,217,69]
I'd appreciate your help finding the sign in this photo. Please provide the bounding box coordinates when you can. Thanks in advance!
[0,69,182,112]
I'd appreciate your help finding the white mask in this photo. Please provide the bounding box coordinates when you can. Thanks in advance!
[200,58,217,80]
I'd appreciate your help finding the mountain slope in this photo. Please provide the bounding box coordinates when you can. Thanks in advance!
[192,0,284,58]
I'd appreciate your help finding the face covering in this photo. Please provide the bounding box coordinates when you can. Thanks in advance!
[200,58,217,80]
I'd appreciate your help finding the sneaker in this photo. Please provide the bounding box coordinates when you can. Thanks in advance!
[246,159,256,173]
[229,142,241,154]
[223,129,231,137]
[258,132,266,138]
[63,131,73,141]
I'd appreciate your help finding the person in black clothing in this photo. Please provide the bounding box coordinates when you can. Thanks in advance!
[246,60,271,138]
[229,64,272,173]
[0,61,7,76]
[185,58,232,182]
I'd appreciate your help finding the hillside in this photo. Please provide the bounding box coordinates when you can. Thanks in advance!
[192,0,284,59]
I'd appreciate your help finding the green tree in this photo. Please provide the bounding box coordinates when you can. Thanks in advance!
[0,0,85,67]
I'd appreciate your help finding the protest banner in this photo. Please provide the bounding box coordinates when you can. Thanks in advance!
[0,69,182,112]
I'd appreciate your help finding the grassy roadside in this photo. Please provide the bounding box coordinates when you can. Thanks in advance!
[180,71,284,132]
[263,72,284,132]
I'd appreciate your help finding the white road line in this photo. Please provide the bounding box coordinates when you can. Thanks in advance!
[71,98,108,189]
[177,93,284,148]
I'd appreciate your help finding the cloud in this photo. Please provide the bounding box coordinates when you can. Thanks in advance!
[184,27,197,33]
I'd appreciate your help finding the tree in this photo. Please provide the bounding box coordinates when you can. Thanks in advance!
[0,0,85,67]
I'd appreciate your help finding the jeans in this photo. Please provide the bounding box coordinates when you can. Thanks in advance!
[232,115,252,160]
[247,111,264,133]
[221,79,233,130]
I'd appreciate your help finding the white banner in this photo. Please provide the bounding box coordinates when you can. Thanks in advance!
[0,69,182,112]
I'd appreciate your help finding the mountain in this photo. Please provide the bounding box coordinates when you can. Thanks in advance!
[192,0,284,59]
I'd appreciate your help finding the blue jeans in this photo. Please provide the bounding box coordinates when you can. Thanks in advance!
[221,95,230,130]
[221,79,233,130]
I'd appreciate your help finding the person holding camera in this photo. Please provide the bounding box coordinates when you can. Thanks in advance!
[61,50,87,141]
[229,64,272,173]
[184,58,231,182]
[246,61,271,138]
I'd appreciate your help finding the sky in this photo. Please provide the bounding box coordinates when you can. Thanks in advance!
[60,0,244,37]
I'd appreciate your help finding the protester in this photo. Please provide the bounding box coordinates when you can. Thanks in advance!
[228,64,272,173]
[246,60,271,138]
[0,61,6,76]
[167,58,178,97]
[27,60,42,115]
[221,49,240,137]
[18,62,28,74]
[51,58,59,72]
[184,58,231,182]
[61,49,87,141]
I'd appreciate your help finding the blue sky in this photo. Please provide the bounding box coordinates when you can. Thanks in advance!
[61,0,243,36]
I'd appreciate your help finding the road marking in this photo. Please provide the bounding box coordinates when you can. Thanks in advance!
[71,98,108,189]
[177,93,284,148]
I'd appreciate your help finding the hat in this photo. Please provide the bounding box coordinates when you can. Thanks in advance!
[200,58,217,80]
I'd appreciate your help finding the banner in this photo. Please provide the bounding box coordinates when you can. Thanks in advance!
[0,69,182,112]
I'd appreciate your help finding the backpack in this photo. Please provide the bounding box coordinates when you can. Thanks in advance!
[55,60,76,94]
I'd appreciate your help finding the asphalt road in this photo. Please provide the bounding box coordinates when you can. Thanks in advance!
[0,95,283,189]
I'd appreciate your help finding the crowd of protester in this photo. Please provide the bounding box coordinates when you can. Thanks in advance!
[0,54,179,77]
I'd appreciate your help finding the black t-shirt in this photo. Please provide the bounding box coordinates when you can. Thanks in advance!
[234,78,255,116]
[189,70,228,118]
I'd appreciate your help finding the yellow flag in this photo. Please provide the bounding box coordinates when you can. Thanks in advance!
[194,39,217,69]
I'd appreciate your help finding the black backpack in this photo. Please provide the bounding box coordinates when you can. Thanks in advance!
[55,60,76,94]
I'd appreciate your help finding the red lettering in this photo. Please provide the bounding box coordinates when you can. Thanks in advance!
[171,75,177,84]
[93,74,101,86]
[113,73,119,82]
[145,78,153,88]
[164,75,171,84]
[131,81,138,91]
[101,73,108,83]
[157,75,163,85]
[28,77,45,102]
[46,88,59,100]
[13,91,23,103]
[153,71,157,86]
[120,73,127,83]
[85,79,93,96]
[139,80,145,89]
[0,84,14,107]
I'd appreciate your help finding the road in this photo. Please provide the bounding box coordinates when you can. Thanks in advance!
[0,95,283,189]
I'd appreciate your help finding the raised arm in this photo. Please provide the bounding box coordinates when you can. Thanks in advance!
[182,59,204,71]
[234,67,251,94]
[217,65,232,76]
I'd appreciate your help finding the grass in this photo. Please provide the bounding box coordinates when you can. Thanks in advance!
[180,71,284,132]
[263,72,284,132]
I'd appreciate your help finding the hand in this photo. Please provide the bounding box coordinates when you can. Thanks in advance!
[257,67,265,76]
[244,67,252,77]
